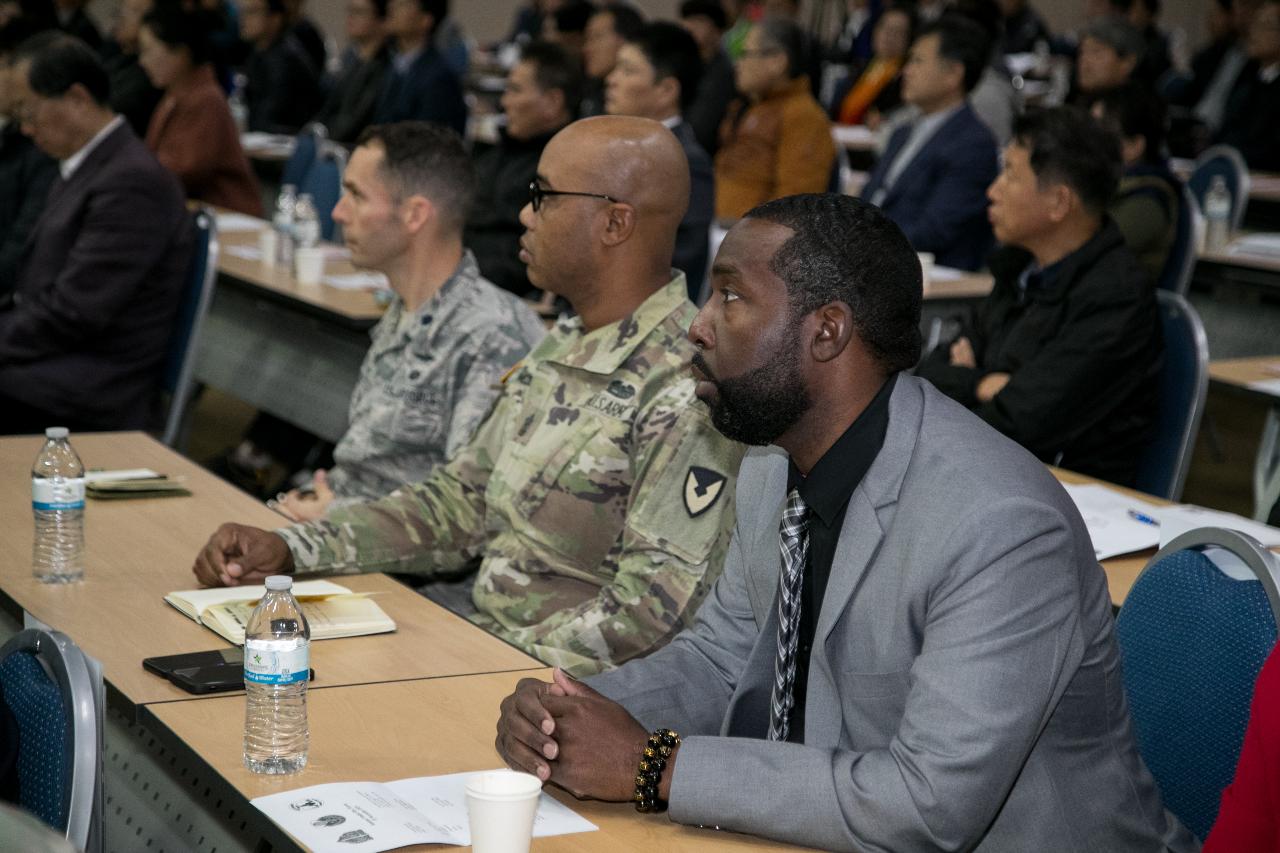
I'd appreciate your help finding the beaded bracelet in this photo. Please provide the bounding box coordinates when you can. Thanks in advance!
[633,728,681,813]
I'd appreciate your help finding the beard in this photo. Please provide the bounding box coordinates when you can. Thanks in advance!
[692,339,811,447]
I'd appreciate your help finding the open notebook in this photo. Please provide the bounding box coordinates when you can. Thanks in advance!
[164,580,396,645]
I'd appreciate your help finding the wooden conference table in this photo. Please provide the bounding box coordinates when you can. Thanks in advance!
[1209,356,1280,521]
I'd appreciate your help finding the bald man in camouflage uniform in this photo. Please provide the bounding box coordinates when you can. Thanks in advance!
[194,116,746,675]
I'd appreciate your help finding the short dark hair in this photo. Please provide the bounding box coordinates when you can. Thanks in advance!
[755,15,806,79]
[355,121,475,233]
[15,31,110,105]
[919,15,992,92]
[1014,106,1123,215]
[1091,83,1167,166]
[519,39,585,116]
[414,0,447,20]
[679,0,726,30]
[627,22,703,111]
[949,0,1002,46]
[553,1,597,35]
[141,6,215,67]
[369,0,389,19]
[745,194,923,374]
[596,3,644,40]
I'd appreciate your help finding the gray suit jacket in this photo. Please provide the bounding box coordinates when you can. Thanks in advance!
[590,376,1196,852]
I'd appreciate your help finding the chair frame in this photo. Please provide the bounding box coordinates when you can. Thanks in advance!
[1138,527,1280,629]
[160,207,219,448]
[308,141,349,244]
[1151,290,1209,501]
[0,629,100,851]
[1193,144,1253,233]
[1161,184,1201,296]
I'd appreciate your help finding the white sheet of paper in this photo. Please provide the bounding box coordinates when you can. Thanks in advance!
[1061,483,1163,559]
[928,266,965,282]
[225,244,265,261]
[1228,233,1280,258]
[1152,505,1280,549]
[215,213,266,233]
[84,468,162,484]
[251,771,596,853]
[323,272,390,291]
[1246,377,1280,397]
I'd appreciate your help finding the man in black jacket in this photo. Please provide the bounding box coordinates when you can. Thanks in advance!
[240,0,322,133]
[1217,0,1280,171]
[465,40,581,297]
[917,107,1162,486]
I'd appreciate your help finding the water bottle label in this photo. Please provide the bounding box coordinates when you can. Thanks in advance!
[32,477,85,511]
[244,643,309,685]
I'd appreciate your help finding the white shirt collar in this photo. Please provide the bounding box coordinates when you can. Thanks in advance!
[660,115,682,130]
[60,115,125,180]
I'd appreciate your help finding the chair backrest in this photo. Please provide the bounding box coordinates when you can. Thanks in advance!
[280,125,324,189]
[1189,144,1252,233]
[300,141,347,242]
[1157,184,1199,295]
[0,629,99,851]
[159,207,219,447]
[1115,527,1280,840]
[1134,291,1208,501]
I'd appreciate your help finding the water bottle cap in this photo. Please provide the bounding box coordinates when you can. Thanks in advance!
[265,575,293,591]
[45,426,69,440]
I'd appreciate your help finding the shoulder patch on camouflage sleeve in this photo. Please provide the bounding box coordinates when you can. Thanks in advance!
[684,466,727,518]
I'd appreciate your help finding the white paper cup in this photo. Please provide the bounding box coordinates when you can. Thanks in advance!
[465,770,542,853]
[295,247,326,285]
[917,252,935,285]
[258,229,278,266]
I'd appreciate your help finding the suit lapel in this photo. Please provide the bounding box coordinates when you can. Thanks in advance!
[863,123,910,201]
[880,106,968,208]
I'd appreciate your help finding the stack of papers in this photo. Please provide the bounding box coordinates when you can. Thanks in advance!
[323,272,390,291]
[215,212,265,233]
[1227,233,1280,259]
[252,772,596,852]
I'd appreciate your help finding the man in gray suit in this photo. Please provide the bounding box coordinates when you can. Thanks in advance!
[495,193,1195,851]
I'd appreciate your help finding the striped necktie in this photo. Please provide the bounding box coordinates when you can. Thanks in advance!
[768,489,810,742]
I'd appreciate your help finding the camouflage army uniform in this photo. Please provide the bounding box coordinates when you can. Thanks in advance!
[279,275,746,675]
[325,251,545,507]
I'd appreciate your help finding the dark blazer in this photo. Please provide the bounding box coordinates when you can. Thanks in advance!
[861,103,998,271]
[103,49,162,137]
[0,125,56,295]
[314,45,390,143]
[0,122,192,429]
[1217,61,1280,172]
[245,33,323,134]
[916,220,1163,486]
[373,45,466,135]
[672,120,714,301]
[686,49,736,157]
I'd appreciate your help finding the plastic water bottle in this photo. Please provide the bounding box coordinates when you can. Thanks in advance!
[273,184,299,267]
[228,72,249,134]
[293,194,320,249]
[1204,175,1232,253]
[31,427,85,583]
[243,576,310,774]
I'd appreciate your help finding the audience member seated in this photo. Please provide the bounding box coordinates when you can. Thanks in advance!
[714,16,835,220]
[607,22,714,300]
[679,0,735,155]
[1204,642,1280,852]
[373,0,465,134]
[828,0,881,65]
[240,0,322,133]
[861,16,998,270]
[0,0,58,32]
[494,193,1196,853]
[503,0,546,44]
[192,116,746,676]
[1217,0,1280,171]
[1123,0,1172,84]
[284,0,326,71]
[433,12,469,76]
[542,1,595,59]
[580,2,644,116]
[1091,84,1179,284]
[1174,0,1251,142]
[831,3,913,127]
[101,0,160,136]
[466,40,580,297]
[1,34,191,432]
[54,0,97,48]
[999,0,1050,54]
[138,5,262,216]
[916,107,1162,486]
[312,0,389,143]
[951,0,1018,145]
[0,22,56,292]
[1073,15,1145,101]
[273,122,545,522]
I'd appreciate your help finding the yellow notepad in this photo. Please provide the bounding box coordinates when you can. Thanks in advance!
[164,580,396,645]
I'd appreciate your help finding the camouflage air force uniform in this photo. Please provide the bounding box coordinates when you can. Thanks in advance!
[325,251,546,507]
[279,275,746,675]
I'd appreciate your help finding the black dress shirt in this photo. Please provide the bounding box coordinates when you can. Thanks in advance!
[784,373,896,741]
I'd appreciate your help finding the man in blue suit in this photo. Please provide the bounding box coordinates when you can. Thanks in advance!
[374,0,465,135]
[861,15,998,271]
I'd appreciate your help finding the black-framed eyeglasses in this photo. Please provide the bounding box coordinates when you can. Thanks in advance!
[528,181,621,213]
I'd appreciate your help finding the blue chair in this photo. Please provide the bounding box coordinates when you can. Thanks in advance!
[280,125,325,190]
[1156,184,1200,295]
[0,629,101,851]
[159,206,219,448]
[300,141,347,242]
[1115,527,1280,841]
[1135,291,1208,501]
[1189,144,1251,233]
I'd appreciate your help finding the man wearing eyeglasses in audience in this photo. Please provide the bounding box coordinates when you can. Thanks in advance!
[193,116,746,677]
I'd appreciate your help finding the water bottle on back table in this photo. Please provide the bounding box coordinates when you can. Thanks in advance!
[32,427,85,583]
[1203,175,1233,253]
[273,184,299,267]
[244,576,310,774]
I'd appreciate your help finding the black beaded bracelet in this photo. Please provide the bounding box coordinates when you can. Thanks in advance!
[633,728,680,813]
